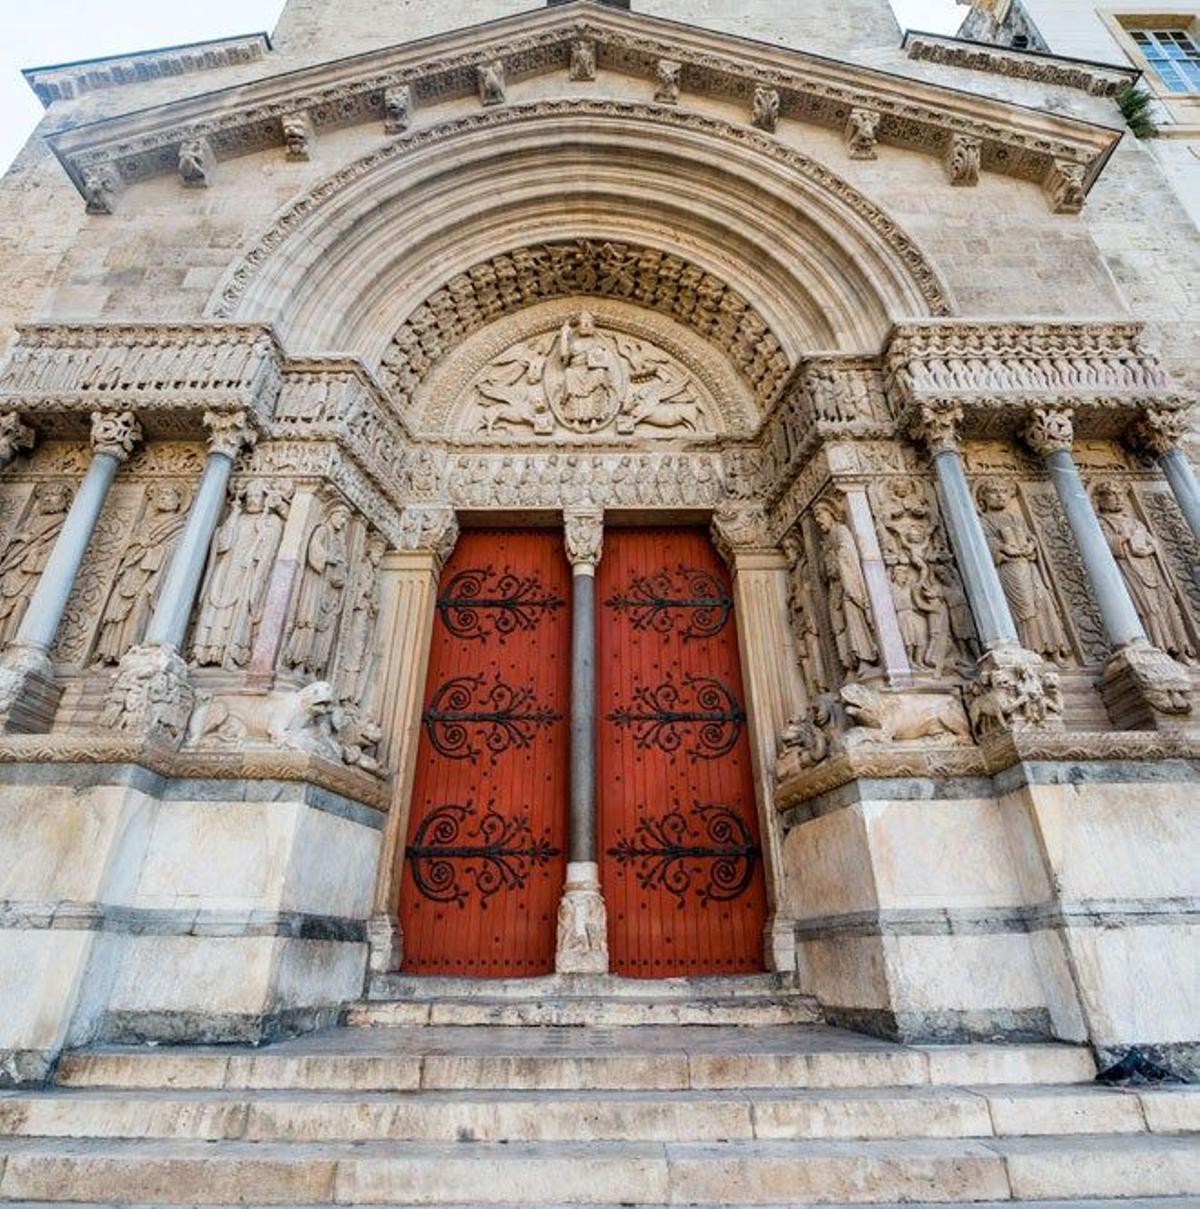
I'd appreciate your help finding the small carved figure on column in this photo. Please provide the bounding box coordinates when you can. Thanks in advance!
[0,483,72,647]
[1094,480,1196,661]
[283,504,351,678]
[813,496,878,676]
[892,562,930,673]
[976,481,1072,664]
[93,483,188,665]
[192,480,289,669]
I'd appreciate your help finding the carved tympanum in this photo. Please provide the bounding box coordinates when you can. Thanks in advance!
[469,311,706,438]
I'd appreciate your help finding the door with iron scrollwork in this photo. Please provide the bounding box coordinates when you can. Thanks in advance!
[598,527,767,976]
[399,530,570,976]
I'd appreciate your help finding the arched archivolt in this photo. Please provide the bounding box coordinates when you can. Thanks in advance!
[210,99,953,418]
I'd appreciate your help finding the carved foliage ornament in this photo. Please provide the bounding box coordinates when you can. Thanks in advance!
[91,411,143,461]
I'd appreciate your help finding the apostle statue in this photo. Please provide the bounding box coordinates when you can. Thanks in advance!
[1094,480,1196,661]
[283,504,351,678]
[0,482,72,647]
[93,483,188,665]
[977,481,1072,664]
[813,496,878,674]
[192,480,289,669]
[337,532,386,705]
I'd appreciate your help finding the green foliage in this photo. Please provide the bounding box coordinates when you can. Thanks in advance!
[1116,84,1158,139]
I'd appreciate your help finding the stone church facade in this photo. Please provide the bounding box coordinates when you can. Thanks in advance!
[0,0,1198,1093]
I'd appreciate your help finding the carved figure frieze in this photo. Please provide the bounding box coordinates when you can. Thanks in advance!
[570,40,597,81]
[93,483,189,665]
[192,480,290,670]
[467,313,707,439]
[846,107,880,160]
[976,480,1072,664]
[751,86,780,132]
[813,494,879,678]
[1093,480,1197,662]
[0,483,72,647]
[283,503,352,678]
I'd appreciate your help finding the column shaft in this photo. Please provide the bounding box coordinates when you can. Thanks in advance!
[568,566,597,864]
[1159,448,1200,543]
[16,452,120,651]
[143,451,234,650]
[1045,449,1147,648]
[931,448,1020,648]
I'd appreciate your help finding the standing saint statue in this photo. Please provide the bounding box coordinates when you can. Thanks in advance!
[337,532,386,705]
[93,483,188,665]
[192,480,288,669]
[977,481,1072,664]
[813,497,878,674]
[0,482,72,647]
[283,504,351,678]
[1094,481,1196,661]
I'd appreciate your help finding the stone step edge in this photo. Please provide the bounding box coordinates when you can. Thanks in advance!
[363,974,804,1001]
[0,1203,1187,1209]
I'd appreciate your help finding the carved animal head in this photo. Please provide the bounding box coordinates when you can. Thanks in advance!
[296,680,335,721]
[839,681,883,725]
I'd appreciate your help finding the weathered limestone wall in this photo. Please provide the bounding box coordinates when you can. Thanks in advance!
[0,767,381,1083]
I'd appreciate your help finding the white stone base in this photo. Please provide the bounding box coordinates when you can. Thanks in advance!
[555,861,609,975]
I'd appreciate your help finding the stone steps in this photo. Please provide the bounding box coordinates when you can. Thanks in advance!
[0,1203,1192,1209]
[4,1083,1193,1143]
[1,1133,1198,1203]
[363,973,804,1000]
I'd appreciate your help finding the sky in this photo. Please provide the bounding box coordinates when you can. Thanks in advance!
[0,0,964,176]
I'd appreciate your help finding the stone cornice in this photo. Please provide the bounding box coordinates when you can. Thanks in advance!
[884,320,1195,442]
[23,33,272,108]
[904,32,1139,98]
[46,1,1121,214]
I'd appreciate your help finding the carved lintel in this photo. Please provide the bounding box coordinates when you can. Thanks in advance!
[1045,158,1087,214]
[965,644,1063,739]
[564,509,604,570]
[281,112,314,161]
[655,59,681,104]
[846,107,881,161]
[752,86,780,133]
[100,643,195,749]
[90,410,142,461]
[908,401,963,455]
[945,134,981,187]
[1101,641,1193,730]
[0,644,61,735]
[0,412,36,468]
[81,166,122,215]
[204,408,258,459]
[555,862,609,975]
[177,137,214,188]
[570,39,597,82]
[1128,406,1190,458]
[397,505,458,569]
[477,61,506,107]
[383,85,412,134]
[1022,405,1075,457]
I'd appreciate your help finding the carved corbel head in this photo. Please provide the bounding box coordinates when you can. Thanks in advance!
[0,412,36,468]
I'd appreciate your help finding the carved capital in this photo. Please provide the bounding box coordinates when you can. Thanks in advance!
[397,505,458,568]
[909,402,963,455]
[711,503,772,564]
[204,409,258,459]
[0,412,36,468]
[90,410,142,461]
[1022,405,1075,457]
[1101,641,1194,729]
[564,510,604,570]
[966,645,1063,739]
[1128,406,1189,457]
[752,86,780,132]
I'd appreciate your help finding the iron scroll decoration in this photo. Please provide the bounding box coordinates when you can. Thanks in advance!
[422,674,562,762]
[437,565,564,641]
[605,565,732,640]
[607,803,760,908]
[606,674,746,760]
[406,803,561,907]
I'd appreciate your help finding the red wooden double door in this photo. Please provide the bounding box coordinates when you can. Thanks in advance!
[399,527,767,977]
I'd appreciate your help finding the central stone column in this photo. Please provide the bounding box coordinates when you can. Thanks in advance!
[556,509,609,975]
[1023,405,1192,728]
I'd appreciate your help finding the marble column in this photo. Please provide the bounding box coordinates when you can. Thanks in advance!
[103,411,258,747]
[1023,405,1192,728]
[0,410,142,732]
[712,511,806,973]
[555,509,609,975]
[911,403,1062,735]
[1130,406,1200,542]
[368,508,459,975]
